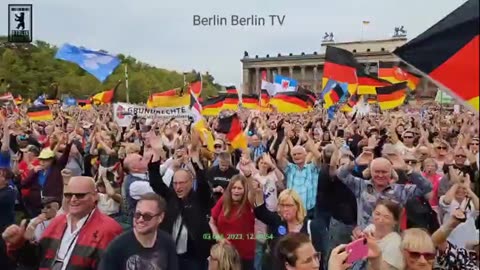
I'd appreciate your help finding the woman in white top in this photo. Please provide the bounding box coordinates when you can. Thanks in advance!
[362,199,405,270]
[96,172,122,217]
[439,169,479,248]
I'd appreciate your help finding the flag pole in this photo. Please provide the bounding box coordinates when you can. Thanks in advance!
[125,64,129,103]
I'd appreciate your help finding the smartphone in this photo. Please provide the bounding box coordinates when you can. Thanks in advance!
[345,238,368,264]
[336,129,344,138]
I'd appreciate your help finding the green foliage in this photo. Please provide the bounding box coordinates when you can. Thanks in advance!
[0,37,222,102]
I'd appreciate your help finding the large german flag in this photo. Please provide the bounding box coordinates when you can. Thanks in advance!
[225,86,238,94]
[27,106,53,121]
[323,46,358,94]
[269,92,313,113]
[357,66,392,95]
[378,62,421,91]
[241,94,259,109]
[216,113,247,149]
[394,0,478,112]
[222,93,239,110]
[376,82,407,110]
[201,95,226,116]
[146,88,190,108]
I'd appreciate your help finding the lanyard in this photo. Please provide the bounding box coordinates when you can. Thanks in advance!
[55,211,93,262]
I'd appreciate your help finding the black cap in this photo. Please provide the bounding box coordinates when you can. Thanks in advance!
[41,196,61,207]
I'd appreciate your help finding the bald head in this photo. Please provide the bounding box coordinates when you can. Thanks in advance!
[173,169,194,199]
[371,157,392,170]
[291,145,306,154]
[67,176,96,192]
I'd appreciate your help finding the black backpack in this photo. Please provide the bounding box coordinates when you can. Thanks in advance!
[405,196,440,234]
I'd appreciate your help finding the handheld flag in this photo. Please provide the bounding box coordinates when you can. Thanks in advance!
[376,82,408,110]
[273,75,298,93]
[393,0,479,112]
[216,113,248,150]
[55,43,121,82]
[27,106,53,121]
[147,88,190,108]
[323,46,358,94]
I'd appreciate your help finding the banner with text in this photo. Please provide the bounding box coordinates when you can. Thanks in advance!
[113,102,192,127]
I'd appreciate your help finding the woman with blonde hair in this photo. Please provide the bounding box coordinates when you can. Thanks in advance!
[252,187,325,269]
[208,242,242,270]
[209,174,255,270]
[401,228,436,270]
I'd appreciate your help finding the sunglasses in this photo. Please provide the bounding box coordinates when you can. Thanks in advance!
[64,192,91,200]
[214,144,223,149]
[134,212,160,221]
[405,160,418,165]
[405,249,436,261]
[455,155,466,158]
[403,136,414,139]
[436,146,447,150]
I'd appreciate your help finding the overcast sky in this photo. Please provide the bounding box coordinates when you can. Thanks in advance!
[3,0,467,87]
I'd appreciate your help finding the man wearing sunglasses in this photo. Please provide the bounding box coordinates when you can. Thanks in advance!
[100,193,178,270]
[2,176,122,270]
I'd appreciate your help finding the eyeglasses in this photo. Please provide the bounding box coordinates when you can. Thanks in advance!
[405,249,436,261]
[134,212,160,221]
[64,192,91,200]
[214,144,223,149]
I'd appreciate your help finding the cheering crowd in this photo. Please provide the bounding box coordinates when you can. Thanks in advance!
[0,103,479,270]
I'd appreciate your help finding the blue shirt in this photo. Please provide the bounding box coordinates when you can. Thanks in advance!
[38,169,49,188]
[284,162,320,211]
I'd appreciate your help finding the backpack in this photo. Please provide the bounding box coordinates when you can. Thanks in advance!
[404,196,440,234]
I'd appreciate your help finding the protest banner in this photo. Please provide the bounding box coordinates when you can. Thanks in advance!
[113,102,192,127]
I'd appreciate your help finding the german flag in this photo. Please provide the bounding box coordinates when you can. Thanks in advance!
[394,0,478,111]
[357,66,392,95]
[146,88,190,108]
[216,113,247,149]
[260,89,270,107]
[323,81,346,109]
[222,93,239,110]
[201,95,226,116]
[188,73,202,98]
[297,87,317,106]
[78,98,92,110]
[241,94,259,109]
[269,92,313,113]
[225,86,238,94]
[92,81,121,105]
[378,62,421,91]
[27,106,53,121]
[341,90,360,112]
[376,82,408,110]
[323,46,358,94]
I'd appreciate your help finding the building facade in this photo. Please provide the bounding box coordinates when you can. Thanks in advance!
[240,37,438,98]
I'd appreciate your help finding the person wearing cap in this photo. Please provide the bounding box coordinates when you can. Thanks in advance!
[23,197,61,243]
[22,134,74,218]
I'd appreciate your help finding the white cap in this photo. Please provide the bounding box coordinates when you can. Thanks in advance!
[129,181,154,200]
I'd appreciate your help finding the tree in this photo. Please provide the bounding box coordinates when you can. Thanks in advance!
[0,36,222,101]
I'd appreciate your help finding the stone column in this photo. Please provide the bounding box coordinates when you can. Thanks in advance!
[255,68,260,94]
[243,68,250,94]
[313,66,318,91]
[277,67,282,76]
[265,67,270,81]
[301,66,306,80]
[289,66,293,78]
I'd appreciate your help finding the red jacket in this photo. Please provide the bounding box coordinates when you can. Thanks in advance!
[8,208,123,269]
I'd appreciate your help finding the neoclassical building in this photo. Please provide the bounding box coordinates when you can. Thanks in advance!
[240,37,438,98]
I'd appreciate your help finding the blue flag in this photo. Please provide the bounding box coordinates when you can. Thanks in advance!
[55,44,121,82]
[327,106,336,120]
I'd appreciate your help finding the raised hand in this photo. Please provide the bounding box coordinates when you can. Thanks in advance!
[2,219,27,245]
